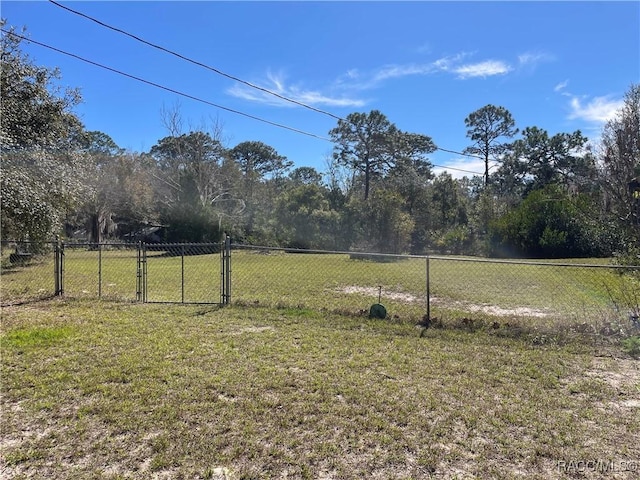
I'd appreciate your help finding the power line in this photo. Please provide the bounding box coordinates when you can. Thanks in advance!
[1,30,486,176]
[1,29,330,141]
[48,0,344,122]
[436,146,483,161]
[47,0,490,174]
[431,163,485,176]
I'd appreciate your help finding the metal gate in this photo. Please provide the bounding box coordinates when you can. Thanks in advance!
[137,239,230,305]
[0,238,223,306]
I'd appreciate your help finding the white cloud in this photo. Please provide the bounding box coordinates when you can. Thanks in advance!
[335,56,451,90]
[567,95,623,123]
[293,89,367,108]
[344,69,360,80]
[431,52,473,72]
[554,79,569,92]
[227,71,366,108]
[372,63,437,82]
[233,48,536,109]
[454,60,512,79]
[335,52,488,90]
[518,51,554,68]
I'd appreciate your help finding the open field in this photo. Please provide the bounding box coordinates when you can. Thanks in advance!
[230,250,639,329]
[2,248,639,339]
[1,299,639,479]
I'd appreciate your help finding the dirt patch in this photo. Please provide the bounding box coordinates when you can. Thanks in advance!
[233,326,274,334]
[339,285,551,317]
[586,356,640,410]
[338,285,422,303]
[586,357,640,391]
[450,300,551,318]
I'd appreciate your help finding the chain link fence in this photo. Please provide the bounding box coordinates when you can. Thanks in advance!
[61,243,139,301]
[140,242,222,304]
[229,244,640,338]
[425,256,639,335]
[2,239,639,338]
[229,246,429,317]
[1,240,57,305]
[1,240,224,305]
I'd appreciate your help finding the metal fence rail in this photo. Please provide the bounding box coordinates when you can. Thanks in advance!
[2,239,639,338]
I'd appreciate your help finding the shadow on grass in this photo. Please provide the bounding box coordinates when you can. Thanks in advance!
[1,294,58,308]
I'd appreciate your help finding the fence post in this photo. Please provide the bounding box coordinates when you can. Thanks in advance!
[54,238,60,296]
[98,243,102,298]
[226,235,231,305]
[220,239,225,305]
[136,241,145,302]
[144,243,148,302]
[54,239,65,296]
[425,255,431,321]
[181,244,185,304]
[221,235,231,305]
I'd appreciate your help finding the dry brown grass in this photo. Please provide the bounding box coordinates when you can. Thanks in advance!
[1,299,639,479]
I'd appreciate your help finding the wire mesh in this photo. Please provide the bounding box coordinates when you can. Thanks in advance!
[62,243,139,301]
[2,238,639,339]
[230,245,429,319]
[142,243,220,304]
[230,245,640,335]
[427,257,639,331]
[0,240,223,305]
[1,241,56,305]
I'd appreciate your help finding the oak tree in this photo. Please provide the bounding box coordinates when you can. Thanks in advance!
[599,83,640,245]
[0,23,90,245]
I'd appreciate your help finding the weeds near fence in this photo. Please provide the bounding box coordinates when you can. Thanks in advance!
[622,336,640,357]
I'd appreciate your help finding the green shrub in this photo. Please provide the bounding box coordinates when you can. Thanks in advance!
[622,336,640,358]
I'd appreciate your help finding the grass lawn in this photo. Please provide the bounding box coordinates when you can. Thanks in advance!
[1,299,639,479]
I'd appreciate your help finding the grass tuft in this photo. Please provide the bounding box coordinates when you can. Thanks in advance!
[2,325,75,348]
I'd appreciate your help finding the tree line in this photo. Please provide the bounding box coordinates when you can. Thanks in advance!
[2,23,639,259]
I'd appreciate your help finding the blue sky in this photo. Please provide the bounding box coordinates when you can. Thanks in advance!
[3,1,639,178]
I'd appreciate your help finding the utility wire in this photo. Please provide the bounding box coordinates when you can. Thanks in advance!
[48,0,344,121]
[47,0,490,172]
[431,162,487,176]
[1,30,487,176]
[436,147,483,161]
[1,29,330,141]
[3,29,485,176]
